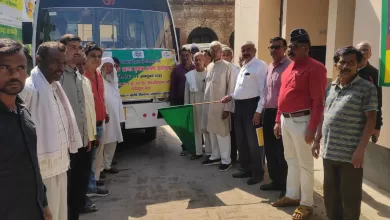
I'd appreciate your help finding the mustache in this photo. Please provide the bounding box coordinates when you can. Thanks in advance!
[73,53,81,57]
[6,79,23,85]
[340,69,351,73]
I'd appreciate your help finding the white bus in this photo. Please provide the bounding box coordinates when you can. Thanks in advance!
[23,0,179,140]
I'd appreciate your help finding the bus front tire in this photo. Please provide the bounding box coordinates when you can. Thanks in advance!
[145,127,157,140]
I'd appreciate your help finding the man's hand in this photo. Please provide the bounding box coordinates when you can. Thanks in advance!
[274,122,281,139]
[87,141,92,152]
[373,129,380,140]
[311,141,321,159]
[252,112,261,126]
[221,95,233,103]
[43,206,52,220]
[351,147,365,168]
[105,114,110,123]
[305,129,315,145]
[222,111,230,120]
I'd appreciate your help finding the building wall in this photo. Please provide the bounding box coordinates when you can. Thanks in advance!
[170,0,234,48]
[282,0,329,46]
[234,0,260,64]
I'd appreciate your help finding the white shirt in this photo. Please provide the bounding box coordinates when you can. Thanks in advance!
[104,79,125,144]
[232,57,267,113]
[231,63,241,113]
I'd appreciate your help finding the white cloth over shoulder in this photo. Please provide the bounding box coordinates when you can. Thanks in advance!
[21,66,83,158]
[104,78,125,144]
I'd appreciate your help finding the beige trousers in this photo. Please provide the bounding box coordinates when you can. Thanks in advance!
[43,172,67,220]
[103,142,117,170]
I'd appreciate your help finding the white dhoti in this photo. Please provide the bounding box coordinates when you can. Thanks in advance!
[281,114,314,207]
[43,172,68,220]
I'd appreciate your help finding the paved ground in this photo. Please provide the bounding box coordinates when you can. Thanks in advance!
[81,126,328,220]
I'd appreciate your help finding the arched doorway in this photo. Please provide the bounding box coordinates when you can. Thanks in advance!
[187,27,218,44]
[229,31,234,49]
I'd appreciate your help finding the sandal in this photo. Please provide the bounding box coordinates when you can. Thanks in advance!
[271,197,300,207]
[180,151,188,156]
[190,155,203,160]
[292,205,313,220]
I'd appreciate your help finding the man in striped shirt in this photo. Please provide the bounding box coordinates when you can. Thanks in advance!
[312,46,377,220]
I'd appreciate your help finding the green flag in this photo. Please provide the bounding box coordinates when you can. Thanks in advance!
[158,105,196,155]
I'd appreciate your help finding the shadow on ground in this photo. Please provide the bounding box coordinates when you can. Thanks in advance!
[80,127,328,220]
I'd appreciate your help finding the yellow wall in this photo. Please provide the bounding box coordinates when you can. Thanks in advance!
[234,0,260,65]
[353,0,390,149]
[282,0,329,46]
[257,0,281,64]
[325,0,356,79]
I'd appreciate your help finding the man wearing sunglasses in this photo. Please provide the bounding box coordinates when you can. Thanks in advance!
[260,37,290,199]
[271,29,327,220]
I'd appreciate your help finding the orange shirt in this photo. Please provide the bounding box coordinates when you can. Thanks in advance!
[84,71,106,121]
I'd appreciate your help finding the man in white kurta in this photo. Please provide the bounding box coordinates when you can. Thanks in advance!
[185,52,211,159]
[100,57,125,173]
[201,41,236,172]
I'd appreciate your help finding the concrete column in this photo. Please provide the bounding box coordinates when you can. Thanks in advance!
[325,0,356,79]
[257,0,282,64]
[234,0,260,64]
[281,0,329,46]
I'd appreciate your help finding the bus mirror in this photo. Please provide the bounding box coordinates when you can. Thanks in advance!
[22,22,33,44]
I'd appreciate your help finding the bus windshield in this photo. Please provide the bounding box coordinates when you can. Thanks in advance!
[36,7,174,49]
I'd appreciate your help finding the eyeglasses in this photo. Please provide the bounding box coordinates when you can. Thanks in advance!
[288,44,307,49]
[268,45,283,50]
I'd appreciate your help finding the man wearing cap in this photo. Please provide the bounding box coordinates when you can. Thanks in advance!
[190,44,200,58]
[271,29,327,220]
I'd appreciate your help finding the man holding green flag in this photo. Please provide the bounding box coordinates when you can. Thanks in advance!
[184,52,211,160]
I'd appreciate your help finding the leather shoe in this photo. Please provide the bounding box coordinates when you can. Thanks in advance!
[260,183,281,191]
[104,168,119,174]
[81,206,98,213]
[247,177,263,185]
[232,171,252,178]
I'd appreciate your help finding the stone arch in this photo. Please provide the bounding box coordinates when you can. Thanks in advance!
[187,27,218,44]
[229,31,234,49]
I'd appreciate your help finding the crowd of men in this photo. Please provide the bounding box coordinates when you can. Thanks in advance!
[0,34,126,220]
[170,28,382,220]
[0,26,383,220]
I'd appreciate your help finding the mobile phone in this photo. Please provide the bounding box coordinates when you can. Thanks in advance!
[371,135,377,143]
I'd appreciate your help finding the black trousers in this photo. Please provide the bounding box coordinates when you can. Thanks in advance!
[323,159,363,220]
[263,108,287,189]
[68,146,93,220]
[230,113,237,162]
[234,97,264,178]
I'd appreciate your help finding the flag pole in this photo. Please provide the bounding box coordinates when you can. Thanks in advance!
[192,101,222,106]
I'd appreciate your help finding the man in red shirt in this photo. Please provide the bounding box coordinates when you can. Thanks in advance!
[83,42,110,198]
[271,29,327,220]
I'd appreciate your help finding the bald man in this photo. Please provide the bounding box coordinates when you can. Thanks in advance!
[356,41,383,141]
[221,41,268,185]
[185,52,211,159]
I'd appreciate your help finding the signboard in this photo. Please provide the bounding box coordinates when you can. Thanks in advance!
[380,0,390,86]
[103,49,175,101]
[0,0,34,41]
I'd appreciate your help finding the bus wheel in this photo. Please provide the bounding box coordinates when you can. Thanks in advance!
[145,127,157,140]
